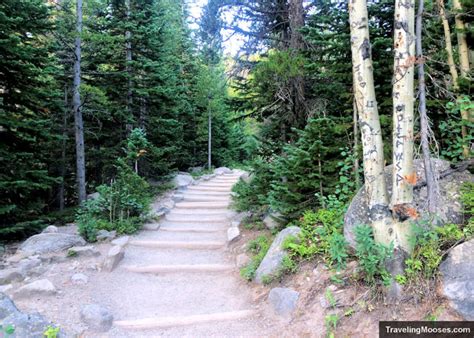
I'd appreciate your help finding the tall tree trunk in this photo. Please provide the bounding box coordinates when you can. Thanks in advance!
[125,0,133,131]
[438,0,470,157]
[289,0,306,128]
[349,0,393,246]
[73,0,86,203]
[417,0,437,213]
[453,0,471,157]
[208,98,212,170]
[391,0,416,214]
[353,99,360,189]
[59,85,68,211]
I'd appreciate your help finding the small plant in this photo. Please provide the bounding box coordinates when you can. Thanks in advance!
[354,225,392,285]
[325,287,337,308]
[395,274,407,285]
[43,325,60,338]
[324,313,339,338]
[240,235,271,281]
[0,324,15,337]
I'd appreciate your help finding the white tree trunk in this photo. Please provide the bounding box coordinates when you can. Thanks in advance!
[125,0,133,131]
[73,0,86,203]
[453,0,471,75]
[349,0,393,246]
[391,0,416,210]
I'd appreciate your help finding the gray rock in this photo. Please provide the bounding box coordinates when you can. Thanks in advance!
[80,304,113,332]
[161,199,175,210]
[87,192,100,200]
[214,167,232,175]
[173,173,194,188]
[255,226,301,283]
[0,268,25,285]
[268,287,299,317]
[236,253,250,268]
[19,233,86,255]
[17,256,43,277]
[143,223,160,231]
[68,245,100,257]
[13,279,57,299]
[102,246,124,272]
[111,236,130,247]
[241,172,252,184]
[0,292,19,319]
[344,159,473,248]
[96,230,116,242]
[263,212,285,230]
[0,285,13,293]
[71,273,89,285]
[42,225,58,234]
[227,227,240,243]
[440,239,474,320]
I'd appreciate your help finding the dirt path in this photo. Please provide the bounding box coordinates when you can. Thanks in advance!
[96,172,274,337]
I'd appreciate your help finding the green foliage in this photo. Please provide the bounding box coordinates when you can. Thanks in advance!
[354,225,392,285]
[284,209,348,270]
[43,325,60,338]
[0,324,15,336]
[324,313,339,338]
[76,159,151,242]
[240,235,271,281]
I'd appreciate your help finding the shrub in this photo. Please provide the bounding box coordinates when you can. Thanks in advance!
[76,159,151,241]
[354,224,392,285]
[284,209,348,270]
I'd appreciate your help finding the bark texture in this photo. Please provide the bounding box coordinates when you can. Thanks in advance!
[73,0,86,203]
[391,0,416,210]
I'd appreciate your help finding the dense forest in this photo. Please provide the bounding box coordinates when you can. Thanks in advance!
[1,0,472,244]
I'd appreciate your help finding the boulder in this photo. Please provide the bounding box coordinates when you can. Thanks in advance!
[87,192,101,200]
[42,225,58,234]
[173,173,194,188]
[80,304,113,332]
[255,226,301,283]
[214,167,232,175]
[0,268,25,285]
[102,246,124,272]
[111,236,130,247]
[71,273,89,285]
[440,239,474,320]
[19,233,86,255]
[17,256,42,276]
[143,223,160,231]
[68,246,100,258]
[263,212,285,230]
[236,253,251,268]
[227,227,240,243]
[268,287,299,317]
[171,193,184,203]
[96,230,116,242]
[1,293,57,337]
[13,279,57,299]
[241,172,252,184]
[344,159,473,248]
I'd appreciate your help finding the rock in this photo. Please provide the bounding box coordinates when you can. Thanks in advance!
[268,287,299,317]
[255,226,301,283]
[143,223,160,231]
[171,194,184,202]
[68,245,100,257]
[87,192,101,200]
[96,230,116,242]
[173,173,194,188]
[1,293,57,336]
[161,199,175,210]
[0,285,13,293]
[71,273,89,285]
[263,212,285,230]
[111,236,130,247]
[236,253,250,268]
[17,256,42,277]
[440,239,474,320]
[13,279,57,299]
[80,304,113,332]
[344,159,473,248]
[42,225,58,234]
[241,172,252,184]
[227,227,240,243]
[102,246,124,272]
[0,268,25,285]
[19,233,86,255]
[214,167,232,175]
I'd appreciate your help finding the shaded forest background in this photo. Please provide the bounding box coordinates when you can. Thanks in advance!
[1,0,472,239]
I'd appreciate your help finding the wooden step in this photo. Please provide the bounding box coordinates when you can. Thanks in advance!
[124,264,234,274]
[114,310,256,330]
[129,240,225,250]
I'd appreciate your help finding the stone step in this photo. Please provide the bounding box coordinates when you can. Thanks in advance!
[181,195,231,202]
[197,182,235,187]
[160,226,226,233]
[167,208,231,215]
[160,220,229,228]
[187,186,232,192]
[124,264,234,274]
[175,202,229,209]
[165,213,230,222]
[114,310,256,330]
[129,240,225,250]
[182,190,231,196]
[132,229,225,242]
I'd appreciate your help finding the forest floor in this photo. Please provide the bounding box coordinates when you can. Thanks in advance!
[1,172,463,337]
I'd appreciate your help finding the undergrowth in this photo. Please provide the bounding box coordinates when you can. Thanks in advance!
[240,235,271,281]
